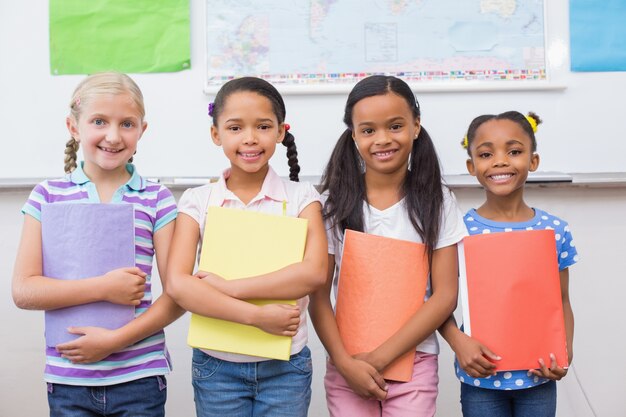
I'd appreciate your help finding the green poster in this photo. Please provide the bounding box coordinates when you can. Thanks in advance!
[50,0,190,74]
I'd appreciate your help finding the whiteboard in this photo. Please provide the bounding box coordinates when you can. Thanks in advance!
[1,0,625,181]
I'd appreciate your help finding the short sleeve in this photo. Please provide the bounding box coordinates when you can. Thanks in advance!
[294,181,321,216]
[435,188,468,249]
[557,222,578,270]
[154,185,178,232]
[22,182,50,221]
[177,187,207,226]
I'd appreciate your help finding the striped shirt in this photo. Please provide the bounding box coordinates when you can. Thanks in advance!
[22,163,177,386]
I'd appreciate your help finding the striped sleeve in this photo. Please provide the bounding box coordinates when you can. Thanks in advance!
[154,185,177,232]
[22,182,50,221]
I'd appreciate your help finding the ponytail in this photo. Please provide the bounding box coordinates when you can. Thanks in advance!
[405,126,443,265]
[320,128,367,241]
[64,137,79,173]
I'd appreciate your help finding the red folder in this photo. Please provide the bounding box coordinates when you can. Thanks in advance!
[336,229,428,382]
[460,229,568,371]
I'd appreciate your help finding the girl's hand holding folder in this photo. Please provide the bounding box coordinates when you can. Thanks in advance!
[253,304,301,337]
[530,353,568,381]
[102,267,147,306]
[195,270,301,336]
[196,271,232,296]
[56,326,118,364]
[334,354,388,401]
[450,331,500,378]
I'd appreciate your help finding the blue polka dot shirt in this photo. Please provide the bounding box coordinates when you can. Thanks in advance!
[456,208,578,390]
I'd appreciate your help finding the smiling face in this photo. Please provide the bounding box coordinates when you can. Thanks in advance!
[467,118,539,198]
[67,93,146,178]
[211,91,285,178]
[351,92,420,177]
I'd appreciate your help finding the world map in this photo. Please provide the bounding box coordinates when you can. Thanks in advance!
[206,0,545,88]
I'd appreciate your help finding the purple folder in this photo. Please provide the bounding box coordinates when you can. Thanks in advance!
[41,203,136,347]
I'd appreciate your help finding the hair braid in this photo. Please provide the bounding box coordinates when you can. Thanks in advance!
[282,132,300,182]
[64,137,80,173]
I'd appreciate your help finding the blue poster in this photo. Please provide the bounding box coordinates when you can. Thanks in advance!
[570,0,626,72]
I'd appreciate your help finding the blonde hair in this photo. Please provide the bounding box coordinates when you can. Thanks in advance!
[65,72,145,173]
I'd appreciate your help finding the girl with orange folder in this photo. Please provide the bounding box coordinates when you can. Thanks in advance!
[309,75,467,416]
[439,111,578,417]
[166,77,327,417]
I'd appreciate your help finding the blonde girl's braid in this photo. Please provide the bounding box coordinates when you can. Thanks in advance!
[64,137,80,174]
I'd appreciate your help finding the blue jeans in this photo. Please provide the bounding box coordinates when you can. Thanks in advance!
[460,380,556,417]
[192,347,312,417]
[47,376,167,417]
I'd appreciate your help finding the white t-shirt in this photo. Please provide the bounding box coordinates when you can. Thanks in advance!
[178,166,321,362]
[326,187,467,354]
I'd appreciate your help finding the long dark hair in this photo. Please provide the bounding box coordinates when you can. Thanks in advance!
[321,75,444,262]
[210,77,300,181]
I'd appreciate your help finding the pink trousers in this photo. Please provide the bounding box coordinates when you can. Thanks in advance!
[324,351,439,417]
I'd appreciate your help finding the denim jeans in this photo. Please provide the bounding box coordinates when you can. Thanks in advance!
[192,347,312,417]
[460,380,556,417]
[47,376,167,417]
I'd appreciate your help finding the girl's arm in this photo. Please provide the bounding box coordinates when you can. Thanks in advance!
[55,221,186,364]
[166,213,300,336]
[438,315,499,378]
[530,267,573,380]
[12,215,146,310]
[201,201,328,300]
[308,254,388,400]
[361,243,460,373]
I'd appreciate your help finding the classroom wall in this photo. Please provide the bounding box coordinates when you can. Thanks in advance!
[2,1,626,416]
[2,0,626,180]
[2,185,626,417]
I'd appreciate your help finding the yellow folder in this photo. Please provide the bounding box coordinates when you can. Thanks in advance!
[187,206,308,360]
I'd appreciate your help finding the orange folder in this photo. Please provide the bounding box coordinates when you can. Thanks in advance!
[459,229,568,371]
[335,229,428,382]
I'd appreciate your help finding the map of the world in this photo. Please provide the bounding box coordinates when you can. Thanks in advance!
[206,0,546,89]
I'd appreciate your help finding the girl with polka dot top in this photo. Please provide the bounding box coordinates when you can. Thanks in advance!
[439,111,578,417]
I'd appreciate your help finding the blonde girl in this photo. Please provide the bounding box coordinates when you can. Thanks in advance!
[12,72,183,416]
